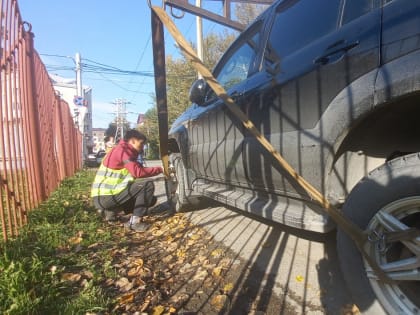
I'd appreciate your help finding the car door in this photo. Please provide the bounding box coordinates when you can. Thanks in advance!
[242,0,381,199]
[187,21,264,186]
[380,0,420,64]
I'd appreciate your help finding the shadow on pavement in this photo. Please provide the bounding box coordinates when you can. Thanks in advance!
[183,204,354,314]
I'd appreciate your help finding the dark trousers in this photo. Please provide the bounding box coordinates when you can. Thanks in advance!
[93,179,155,217]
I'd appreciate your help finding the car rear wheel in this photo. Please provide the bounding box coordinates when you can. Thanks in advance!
[337,153,420,315]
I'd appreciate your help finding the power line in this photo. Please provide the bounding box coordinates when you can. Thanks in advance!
[126,34,152,102]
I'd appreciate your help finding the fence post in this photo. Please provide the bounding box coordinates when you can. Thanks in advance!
[23,30,46,200]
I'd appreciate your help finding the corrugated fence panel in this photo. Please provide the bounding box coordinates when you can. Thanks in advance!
[0,0,82,241]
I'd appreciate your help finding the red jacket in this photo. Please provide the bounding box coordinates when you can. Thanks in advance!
[103,140,162,178]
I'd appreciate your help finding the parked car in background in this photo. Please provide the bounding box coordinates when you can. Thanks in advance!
[167,0,420,314]
[85,150,106,167]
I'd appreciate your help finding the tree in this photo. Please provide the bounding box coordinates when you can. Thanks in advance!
[143,30,237,159]
[105,123,117,139]
[166,54,196,125]
[203,30,236,69]
[138,106,161,159]
[234,2,268,25]
[165,31,237,125]
[105,118,131,143]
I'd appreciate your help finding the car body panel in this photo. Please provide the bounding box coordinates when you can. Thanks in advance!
[168,0,420,232]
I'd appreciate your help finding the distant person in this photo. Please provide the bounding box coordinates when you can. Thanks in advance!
[91,129,163,232]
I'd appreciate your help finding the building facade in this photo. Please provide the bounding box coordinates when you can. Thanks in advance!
[50,74,93,157]
[92,128,106,153]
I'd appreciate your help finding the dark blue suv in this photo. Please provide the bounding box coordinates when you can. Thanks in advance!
[168,0,420,313]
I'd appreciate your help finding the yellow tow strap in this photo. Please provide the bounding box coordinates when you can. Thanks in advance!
[150,5,391,283]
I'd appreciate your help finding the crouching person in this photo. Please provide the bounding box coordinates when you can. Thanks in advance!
[91,129,163,232]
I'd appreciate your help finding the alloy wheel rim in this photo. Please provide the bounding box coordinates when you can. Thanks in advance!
[364,196,420,314]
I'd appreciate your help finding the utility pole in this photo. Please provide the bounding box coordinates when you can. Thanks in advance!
[75,52,83,97]
[75,52,88,159]
[111,98,130,142]
[196,0,203,79]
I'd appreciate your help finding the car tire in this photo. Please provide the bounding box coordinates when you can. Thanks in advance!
[337,153,420,314]
[167,153,192,212]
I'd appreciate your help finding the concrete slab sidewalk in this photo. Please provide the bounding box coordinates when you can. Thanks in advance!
[147,160,353,314]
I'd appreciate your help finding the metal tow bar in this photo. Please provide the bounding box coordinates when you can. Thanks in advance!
[149,4,400,283]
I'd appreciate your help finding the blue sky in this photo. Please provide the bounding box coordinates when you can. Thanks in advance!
[18,0,231,128]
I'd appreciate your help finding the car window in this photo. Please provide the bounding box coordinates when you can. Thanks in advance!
[215,30,260,90]
[266,0,341,60]
[342,0,375,25]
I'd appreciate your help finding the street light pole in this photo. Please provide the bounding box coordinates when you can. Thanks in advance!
[75,52,83,97]
[75,52,87,160]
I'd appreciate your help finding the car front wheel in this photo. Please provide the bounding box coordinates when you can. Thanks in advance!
[337,153,420,314]
[166,153,192,212]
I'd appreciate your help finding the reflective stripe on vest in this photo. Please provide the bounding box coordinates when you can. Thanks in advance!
[91,163,134,197]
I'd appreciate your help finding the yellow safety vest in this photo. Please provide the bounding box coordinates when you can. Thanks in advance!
[91,163,134,197]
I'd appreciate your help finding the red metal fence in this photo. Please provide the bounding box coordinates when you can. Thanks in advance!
[0,0,82,241]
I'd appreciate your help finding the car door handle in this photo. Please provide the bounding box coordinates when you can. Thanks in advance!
[314,40,360,65]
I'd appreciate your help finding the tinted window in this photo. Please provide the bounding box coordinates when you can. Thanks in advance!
[216,31,260,90]
[342,0,374,25]
[267,0,341,59]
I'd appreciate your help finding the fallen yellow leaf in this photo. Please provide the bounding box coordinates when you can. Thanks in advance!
[152,305,165,315]
[61,273,81,282]
[211,294,229,311]
[223,282,234,293]
[296,275,304,282]
[340,304,360,315]
[192,268,208,281]
[212,267,223,277]
[68,236,83,245]
[127,266,142,277]
[152,229,164,237]
[176,249,186,258]
[211,249,224,258]
[133,258,144,267]
[190,234,200,240]
[118,292,134,304]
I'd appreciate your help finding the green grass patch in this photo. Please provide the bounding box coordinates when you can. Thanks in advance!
[0,169,114,315]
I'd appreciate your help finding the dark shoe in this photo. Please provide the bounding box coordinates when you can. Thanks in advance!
[124,221,150,232]
[97,209,118,224]
[104,210,117,222]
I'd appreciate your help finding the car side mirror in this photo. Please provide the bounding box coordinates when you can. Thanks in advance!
[189,78,208,106]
